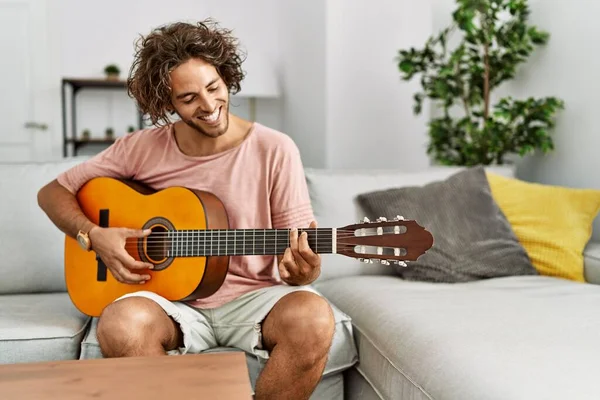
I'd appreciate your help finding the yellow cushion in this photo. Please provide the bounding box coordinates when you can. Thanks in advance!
[485,172,600,282]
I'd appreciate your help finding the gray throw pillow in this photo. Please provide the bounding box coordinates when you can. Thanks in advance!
[355,166,538,282]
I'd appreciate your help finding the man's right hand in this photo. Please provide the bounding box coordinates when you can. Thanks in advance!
[88,227,154,284]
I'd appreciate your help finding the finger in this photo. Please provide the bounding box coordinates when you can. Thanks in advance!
[298,231,320,267]
[309,220,318,229]
[120,252,154,270]
[116,262,149,284]
[290,228,308,268]
[124,228,152,238]
[109,260,133,284]
[108,261,126,283]
[115,253,152,282]
[278,258,289,280]
[289,228,299,256]
[279,248,295,279]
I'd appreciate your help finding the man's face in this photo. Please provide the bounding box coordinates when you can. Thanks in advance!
[169,58,230,138]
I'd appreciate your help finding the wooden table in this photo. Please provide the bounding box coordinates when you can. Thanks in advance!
[0,352,253,399]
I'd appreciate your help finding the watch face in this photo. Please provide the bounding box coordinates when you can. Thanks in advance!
[77,234,88,249]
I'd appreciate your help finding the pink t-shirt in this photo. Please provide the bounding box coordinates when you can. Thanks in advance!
[57,122,314,309]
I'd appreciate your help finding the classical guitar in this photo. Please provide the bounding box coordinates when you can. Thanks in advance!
[64,177,434,316]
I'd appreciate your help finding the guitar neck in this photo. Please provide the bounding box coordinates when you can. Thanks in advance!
[161,228,336,257]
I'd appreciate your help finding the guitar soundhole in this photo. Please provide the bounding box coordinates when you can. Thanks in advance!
[147,225,168,262]
[138,217,175,271]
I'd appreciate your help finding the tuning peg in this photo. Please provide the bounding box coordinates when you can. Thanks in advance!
[363,216,371,223]
[381,260,390,265]
[376,216,387,222]
[393,215,405,221]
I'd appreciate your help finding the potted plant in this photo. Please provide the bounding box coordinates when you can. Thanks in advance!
[396,0,564,167]
[105,127,114,140]
[104,64,120,81]
[81,129,91,141]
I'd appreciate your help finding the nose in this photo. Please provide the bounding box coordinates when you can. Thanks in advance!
[197,95,216,113]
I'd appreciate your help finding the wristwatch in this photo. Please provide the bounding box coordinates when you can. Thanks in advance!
[77,229,93,251]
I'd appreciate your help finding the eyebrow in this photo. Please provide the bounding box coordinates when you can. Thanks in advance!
[176,78,220,99]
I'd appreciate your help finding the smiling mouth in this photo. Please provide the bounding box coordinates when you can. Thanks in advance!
[197,106,221,125]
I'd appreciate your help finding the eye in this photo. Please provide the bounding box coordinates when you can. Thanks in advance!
[208,86,218,93]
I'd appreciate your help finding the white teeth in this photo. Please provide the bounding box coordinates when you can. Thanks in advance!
[200,107,219,122]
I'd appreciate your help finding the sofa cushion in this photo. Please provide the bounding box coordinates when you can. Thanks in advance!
[0,157,90,294]
[304,165,515,282]
[315,275,600,400]
[487,172,600,282]
[355,166,538,282]
[0,293,90,364]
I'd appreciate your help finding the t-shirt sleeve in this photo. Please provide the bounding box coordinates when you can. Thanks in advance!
[270,135,315,229]
[57,135,136,194]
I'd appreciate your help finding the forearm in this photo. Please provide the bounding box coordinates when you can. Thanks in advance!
[37,179,96,239]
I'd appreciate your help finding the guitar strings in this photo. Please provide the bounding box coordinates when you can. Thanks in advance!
[120,235,397,249]
[121,241,400,254]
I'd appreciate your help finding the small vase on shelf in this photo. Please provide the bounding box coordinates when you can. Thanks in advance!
[104,64,120,81]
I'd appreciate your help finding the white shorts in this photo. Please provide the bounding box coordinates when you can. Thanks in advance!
[116,284,320,361]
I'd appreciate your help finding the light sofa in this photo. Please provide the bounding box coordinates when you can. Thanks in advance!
[2,158,600,400]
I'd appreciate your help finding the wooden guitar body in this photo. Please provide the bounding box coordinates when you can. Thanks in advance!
[65,177,434,317]
[65,177,230,317]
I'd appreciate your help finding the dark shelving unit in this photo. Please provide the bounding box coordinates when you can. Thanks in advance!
[61,78,144,157]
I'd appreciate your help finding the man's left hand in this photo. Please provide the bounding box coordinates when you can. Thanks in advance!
[278,220,321,286]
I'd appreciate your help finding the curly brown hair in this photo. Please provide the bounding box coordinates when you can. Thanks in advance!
[127,19,246,126]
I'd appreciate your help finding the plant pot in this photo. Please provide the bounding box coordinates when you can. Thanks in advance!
[105,73,119,81]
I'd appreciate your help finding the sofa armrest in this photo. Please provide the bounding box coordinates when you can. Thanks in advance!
[584,241,600,284]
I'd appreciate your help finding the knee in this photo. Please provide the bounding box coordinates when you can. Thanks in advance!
[96,296,164,356]
[277,291,335,353]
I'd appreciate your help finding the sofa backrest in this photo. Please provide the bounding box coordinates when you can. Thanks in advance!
[306,165,516,282]
[0,157,515,294]
[0,157,89,294]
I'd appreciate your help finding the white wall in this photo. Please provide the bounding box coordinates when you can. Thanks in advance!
[46,0,282,157]
[279,0,433,170]
[325,0,432,170]
[279,0,328,168]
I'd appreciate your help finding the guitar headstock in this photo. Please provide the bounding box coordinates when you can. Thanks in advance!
[336,215,433,266]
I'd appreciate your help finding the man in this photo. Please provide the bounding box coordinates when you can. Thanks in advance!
[37,19,335,400]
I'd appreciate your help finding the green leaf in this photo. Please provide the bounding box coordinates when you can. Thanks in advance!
[396,0,563,165]
[399,60,414,74]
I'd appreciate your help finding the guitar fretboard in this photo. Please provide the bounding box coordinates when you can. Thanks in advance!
[153,228,336,257]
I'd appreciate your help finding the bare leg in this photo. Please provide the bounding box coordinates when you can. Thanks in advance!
[96,296,183,357]
[254,291,335,400]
